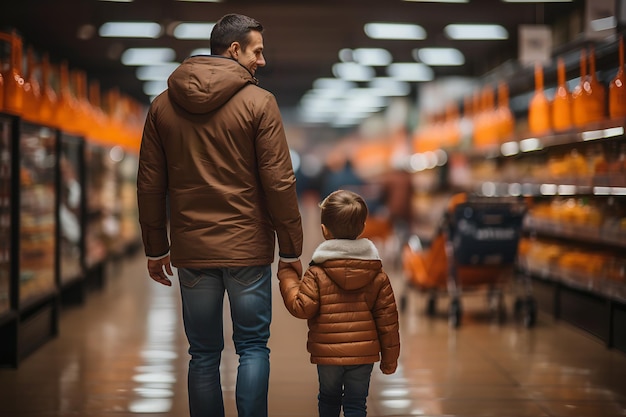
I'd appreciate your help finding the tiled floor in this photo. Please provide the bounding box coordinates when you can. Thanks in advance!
[1,198,626,416]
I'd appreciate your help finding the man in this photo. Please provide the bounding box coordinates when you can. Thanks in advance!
[137,13,303,417]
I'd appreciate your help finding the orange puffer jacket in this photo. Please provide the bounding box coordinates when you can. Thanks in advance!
[278,239,400,373]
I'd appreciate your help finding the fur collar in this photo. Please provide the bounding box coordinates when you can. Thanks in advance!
[311,238,380,264]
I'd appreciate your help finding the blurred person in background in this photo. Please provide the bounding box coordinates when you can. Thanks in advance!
[137,13,303,417]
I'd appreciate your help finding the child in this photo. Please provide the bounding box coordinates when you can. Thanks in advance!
[277,189,400,417]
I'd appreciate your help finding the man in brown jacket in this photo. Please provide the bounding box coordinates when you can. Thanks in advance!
[137,13,303,417]
[278,190,399,417]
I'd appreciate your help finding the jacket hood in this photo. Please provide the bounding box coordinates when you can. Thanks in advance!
[312,239,382,290]
[167,55,257,114]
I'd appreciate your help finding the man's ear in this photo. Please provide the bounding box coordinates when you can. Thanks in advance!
[228,42,241,59]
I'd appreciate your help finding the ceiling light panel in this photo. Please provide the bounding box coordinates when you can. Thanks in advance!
[414,47,465,65]
[121,48,176,66]
[353,48,393,66]
[332,62,375,81]
[173,22,216,40]
[190,48,212,56]
[387,63,434,81]
[364,23,426,40]
[136,63,181,81]
[99,22,162,38]
[445,24,508,40]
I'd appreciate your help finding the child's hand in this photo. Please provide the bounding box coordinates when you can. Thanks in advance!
[380,362,397,375]
[278,260,303,278]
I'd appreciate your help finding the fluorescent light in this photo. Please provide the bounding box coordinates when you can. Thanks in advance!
[339,48,392,66]
[121,48,176,65]
[99,22,162,38]
[386,63,434,82]
[364,23,426,40]
[143,80,168,96]
[313,78,356,91]
[136,63,180,81]
[445,24,508,40]
[173,22,215,40]
[368,78,411,96]
[414,47,465,66]
[353,48,393,66]
[332,62,375,81]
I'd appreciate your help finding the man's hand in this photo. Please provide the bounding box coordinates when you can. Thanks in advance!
[278,259,303,278]
[147,255,173,286]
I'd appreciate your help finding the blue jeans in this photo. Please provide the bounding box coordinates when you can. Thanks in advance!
[178,265,272,417]
[317,364,374,417]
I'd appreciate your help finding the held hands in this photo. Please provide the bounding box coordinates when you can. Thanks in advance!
[278,259,303,279]
[147,255,173,286]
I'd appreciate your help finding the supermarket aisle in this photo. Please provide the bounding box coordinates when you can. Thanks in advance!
[1,197,626,417]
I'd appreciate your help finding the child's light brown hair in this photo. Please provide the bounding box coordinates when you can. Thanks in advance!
[319,189,368,240]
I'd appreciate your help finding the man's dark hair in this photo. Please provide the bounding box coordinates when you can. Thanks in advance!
[210,14,263,55]
[320,190,368,240]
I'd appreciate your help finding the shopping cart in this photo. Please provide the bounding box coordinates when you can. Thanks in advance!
[401,194,536,327]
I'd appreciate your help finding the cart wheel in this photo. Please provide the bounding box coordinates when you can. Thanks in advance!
[523,296,537,328]
[488,291,506,323]
[449,298,462,328]
[425,295,437,317]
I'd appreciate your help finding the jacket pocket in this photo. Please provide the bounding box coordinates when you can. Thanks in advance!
[178,268,203,288]
[228,265,266,286]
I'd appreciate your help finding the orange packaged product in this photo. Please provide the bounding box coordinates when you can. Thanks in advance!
[22,47,41,123]
[609,36,626,119]
[0,30,25,116]
[528,62,551,135]
[38,53,57,127]
[551,57,573,131]
[587,46,606,123]
[496,82,514,142]
[572,49,590,127]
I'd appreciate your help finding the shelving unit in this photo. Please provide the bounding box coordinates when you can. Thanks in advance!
[409,38,626,350]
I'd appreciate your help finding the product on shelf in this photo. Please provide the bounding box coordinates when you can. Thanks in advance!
[609,36,626,119]
[587,46,607,124]
[22,47,41,123]
[572,49,590,127]
[496,82,515,142]
[0,30,24,116]
[528,62,551,135]
[551,57,573,131]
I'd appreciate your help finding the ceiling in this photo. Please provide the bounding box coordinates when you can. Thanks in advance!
[1,0,586,115]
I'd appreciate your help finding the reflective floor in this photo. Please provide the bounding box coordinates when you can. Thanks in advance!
[1,198,626,416]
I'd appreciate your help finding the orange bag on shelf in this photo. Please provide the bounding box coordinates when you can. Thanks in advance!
[22,47,41,123]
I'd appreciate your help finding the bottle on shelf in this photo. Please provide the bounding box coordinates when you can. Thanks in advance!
[22,46,41,123]
[609,36,626,119]
[0,30,25,116]
[572,49,590,127]
[551,57,573,131]
[587,46,606,124]
[496,82,514,142]
[38,53,57,128]
[528,62,551,135]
